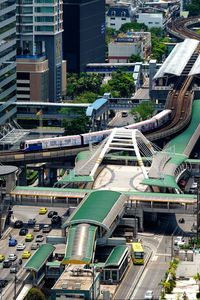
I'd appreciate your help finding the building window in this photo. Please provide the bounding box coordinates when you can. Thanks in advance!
[121,18,126,20]
[110,23,115,26]
[110,17,115,20]
[17,73,30,80]
[121,11,126,17]
[148,22,153,24]
[35,26,54,31]
[111,11,116,16]
[35,16,54,22]
[35,7,54,13]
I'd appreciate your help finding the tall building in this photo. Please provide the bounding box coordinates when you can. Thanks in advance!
[0,0,17,125]
[16,0,66,102]
[63,0,105,73]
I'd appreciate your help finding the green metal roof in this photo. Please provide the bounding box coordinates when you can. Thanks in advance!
[63,224,97,265]
[104,245,128,268]
[142,175,180,189]
[24,244,55,272]
[76,150,91,161]
[57,175,93,184]
[67,190,123,226]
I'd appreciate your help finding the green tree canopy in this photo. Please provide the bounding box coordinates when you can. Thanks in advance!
[25,288,45,300]
[130,101,154,120]
[74,91,99,104]
[129,54,144,63]
[120,22,148,33]
[103,70,135,98]
[185,0,200,16]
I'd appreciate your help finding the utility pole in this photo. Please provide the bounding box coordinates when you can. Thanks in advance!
[13,274,17,300]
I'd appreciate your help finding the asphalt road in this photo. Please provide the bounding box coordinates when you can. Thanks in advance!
[108,112,135,128]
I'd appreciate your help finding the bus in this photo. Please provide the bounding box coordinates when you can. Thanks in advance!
[131,242,144,265]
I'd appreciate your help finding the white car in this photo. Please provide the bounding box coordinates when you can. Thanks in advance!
[144,290,154,299]
[16,243,26,251]
[35,235,44,242]
[174,236,185,247]
[8,253,17,261]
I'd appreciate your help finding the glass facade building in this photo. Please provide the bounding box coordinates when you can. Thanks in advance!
[16,0,64,102]
[0,0,17,125]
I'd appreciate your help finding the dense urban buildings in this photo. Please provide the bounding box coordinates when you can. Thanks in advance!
[16,0,66,102]
[0,0,17,125]
[62,0,106,73]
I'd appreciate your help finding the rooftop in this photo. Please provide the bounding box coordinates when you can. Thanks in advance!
[104,245,129,268]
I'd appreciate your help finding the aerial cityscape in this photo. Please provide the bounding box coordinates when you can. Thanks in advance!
[0,0,200,299]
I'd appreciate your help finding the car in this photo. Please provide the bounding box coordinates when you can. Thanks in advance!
[42,224,52,233]
[8,254,17,261]
[14,220,24,228]
[35,234,44,242]
[179,218,185,224]
[27,218,36,226]
[3,259,12,268]
[16,243,26,251]
[31,243,40,250]
[51,215,61,224]
[0,254,5,262]
[9,238,17,247]
[174,236,185,247]
[33,224,41,232]
[121,111,128,117]
[22,251,31,259]
[10,265,18,274]
[48,211,58,218]
[25,233,34,242]
[144,290,154,299]
[39,207,48,215]
[19,228,28,236]
[0,279,8,288]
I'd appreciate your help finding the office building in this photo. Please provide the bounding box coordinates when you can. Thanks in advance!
[0,0,17,125]
[63,0,105,73]
[16,0,66,102]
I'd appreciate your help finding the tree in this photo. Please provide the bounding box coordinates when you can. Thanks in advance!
[120,22,148,33]
[185,0,200,16]
[105,70,135,98]
[74,91,99,104]
[193,272,200,291]
[129,54,143,63]
[131,101,154,120]
[25,287,45,300]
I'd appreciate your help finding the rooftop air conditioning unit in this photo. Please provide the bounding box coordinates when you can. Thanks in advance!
[75,282,81,290]
[61,283,68,289]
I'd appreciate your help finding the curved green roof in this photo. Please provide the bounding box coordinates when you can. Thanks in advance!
[63,190,126,230]
[24,244,55,272]
[76,150,91,162]
[104,245,129,268]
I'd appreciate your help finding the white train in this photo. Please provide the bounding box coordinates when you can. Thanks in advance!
[21,109,171,151]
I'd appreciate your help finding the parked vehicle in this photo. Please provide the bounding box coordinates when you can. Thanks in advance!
[9,238,17,247]
[31,243,40,250]
[10,264,18,273]
[25,234,34,242]
[35,235,44,242]
[8,254,17,261]
[22,251,31,259]
[51,215,61,224]
[3,259,12,268]
[42,224,52,233]
[144,290,154,299]
[0,279,8,288]
[39,207,48,215]
[27,218,36,226]
[16,243,26,251]
[14,220,24,228]
[48,211,58,218]
[0,254,5,262]
[33,224,41,232]
[19,228,28,236]
[174,236,185,246]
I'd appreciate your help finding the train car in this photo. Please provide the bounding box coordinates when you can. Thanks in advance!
[126,118,157,132]
[23,135,82,151]
[81,129,112,145]
[152,109,171,127]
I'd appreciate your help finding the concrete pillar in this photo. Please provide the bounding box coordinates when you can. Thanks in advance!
[38,168,44,187]
[48,168,57,186]
[18,165,27,186]
[149,59,157,98]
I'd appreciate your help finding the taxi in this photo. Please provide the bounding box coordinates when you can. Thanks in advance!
[22,251,31,259]
[25,233,34,242]
[0,254,5,262]
[39,207,48,215]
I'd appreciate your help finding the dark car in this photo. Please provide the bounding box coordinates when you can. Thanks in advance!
[51,215,61,224]
[19,228,28,236]
[48,211,58,218]
[179,218,185,224]
[27,218,36,226]
[14,220,24,228]
[3,259,12,268]
[0,280,8,288]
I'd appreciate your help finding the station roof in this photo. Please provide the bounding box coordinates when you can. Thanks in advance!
[154,39,199,79]
[86,98,108,117]
[104,245,129,268]
[189,55,200,76]
[63,190,126,231]
[24,244,55,272]
[63,224,97,265]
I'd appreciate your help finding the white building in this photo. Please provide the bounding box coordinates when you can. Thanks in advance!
[106,6,132,30]
[108,32,151,63]
[136,13,163,28]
